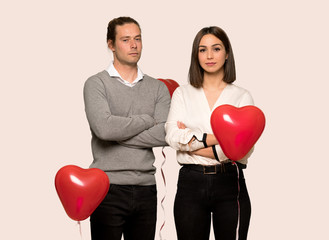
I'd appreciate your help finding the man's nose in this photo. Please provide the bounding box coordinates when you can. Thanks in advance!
[131,40,137,48]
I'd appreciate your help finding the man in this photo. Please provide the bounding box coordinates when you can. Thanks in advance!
[83,16,171,240]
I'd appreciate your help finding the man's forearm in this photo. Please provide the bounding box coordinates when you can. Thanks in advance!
[84,77,155,141]
[118,122,168,148]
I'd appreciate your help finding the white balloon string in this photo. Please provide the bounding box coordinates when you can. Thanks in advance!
[77,221,83,240]
[159,146,167,240]
[232,162,241,240]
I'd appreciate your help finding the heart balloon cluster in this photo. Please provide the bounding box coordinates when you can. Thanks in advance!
[211,105,265,161]
[55,165,110,221]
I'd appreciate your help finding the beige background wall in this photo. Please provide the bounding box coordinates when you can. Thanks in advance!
[1,0,328,239]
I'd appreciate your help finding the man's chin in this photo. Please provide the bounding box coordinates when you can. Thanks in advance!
[127,59,141,66]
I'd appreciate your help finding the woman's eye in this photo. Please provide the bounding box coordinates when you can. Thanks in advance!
[214,48,221,51]
[199,49,206,53]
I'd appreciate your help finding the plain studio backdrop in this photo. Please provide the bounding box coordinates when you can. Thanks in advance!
[1,0,328,239]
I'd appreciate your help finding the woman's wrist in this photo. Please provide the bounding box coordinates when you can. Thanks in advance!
[202,133,208,148]
[212,145,220,161]
[202,133,218,147]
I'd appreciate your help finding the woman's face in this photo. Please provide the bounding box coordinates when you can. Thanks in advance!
[198,34,228,75]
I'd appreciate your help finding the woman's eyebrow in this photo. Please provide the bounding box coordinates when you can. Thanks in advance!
[199,43,223,48]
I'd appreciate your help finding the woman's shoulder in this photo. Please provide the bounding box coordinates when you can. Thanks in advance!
[226,83,254,105]
[227,83,252,96]
[171,84,201,101]
[176,83,201,93]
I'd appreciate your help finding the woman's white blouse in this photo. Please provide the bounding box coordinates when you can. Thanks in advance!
[165,83,254,165]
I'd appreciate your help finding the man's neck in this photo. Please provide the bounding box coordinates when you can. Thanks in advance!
[113,61,138,83]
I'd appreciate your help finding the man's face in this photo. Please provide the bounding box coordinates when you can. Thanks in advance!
[108,23,142,67]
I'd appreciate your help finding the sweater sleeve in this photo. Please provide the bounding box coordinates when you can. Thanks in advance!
[83,76,155,141]
[117,82,171,148]
[165,87,204,151]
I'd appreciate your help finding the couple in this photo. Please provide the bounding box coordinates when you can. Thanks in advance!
[84,16,254,240]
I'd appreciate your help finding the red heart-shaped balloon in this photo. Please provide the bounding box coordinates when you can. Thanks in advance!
[210,105,265,161]
[55,165,110,221]
[158,78,179,97]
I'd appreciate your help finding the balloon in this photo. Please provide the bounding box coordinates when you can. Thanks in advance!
[210,105,265,161]
[158,78,179,97]
[55,165,110,221]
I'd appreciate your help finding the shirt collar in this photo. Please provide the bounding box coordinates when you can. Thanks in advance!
[107,62,144,87]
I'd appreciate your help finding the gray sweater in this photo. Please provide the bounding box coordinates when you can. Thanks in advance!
[83,70,171,185]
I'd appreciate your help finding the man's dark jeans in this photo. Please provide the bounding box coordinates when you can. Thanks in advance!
[90,184,157,240]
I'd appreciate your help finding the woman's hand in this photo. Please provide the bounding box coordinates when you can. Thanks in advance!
[177,121,195,146]
[177,121,186,129]
[177,121,218,148]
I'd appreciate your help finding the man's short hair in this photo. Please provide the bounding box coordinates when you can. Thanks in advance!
[107,16,141,44]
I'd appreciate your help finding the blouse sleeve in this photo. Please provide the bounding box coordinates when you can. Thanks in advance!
[165,87,204,151]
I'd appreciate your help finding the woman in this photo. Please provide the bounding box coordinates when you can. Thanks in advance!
[165,26,254,240]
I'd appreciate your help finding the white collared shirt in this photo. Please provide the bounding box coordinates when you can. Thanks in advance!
[106,62,144,87]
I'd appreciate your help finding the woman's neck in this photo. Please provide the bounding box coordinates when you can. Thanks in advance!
[203,71,227,90]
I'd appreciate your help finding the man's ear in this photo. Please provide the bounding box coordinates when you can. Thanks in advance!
[108,40,115,52]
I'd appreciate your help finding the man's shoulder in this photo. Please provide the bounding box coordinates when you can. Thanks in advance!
[143,74,158,82]
[142,75,171,99]
[142,74,166,88]
[84,70,115,89]
[86,70,110,82]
